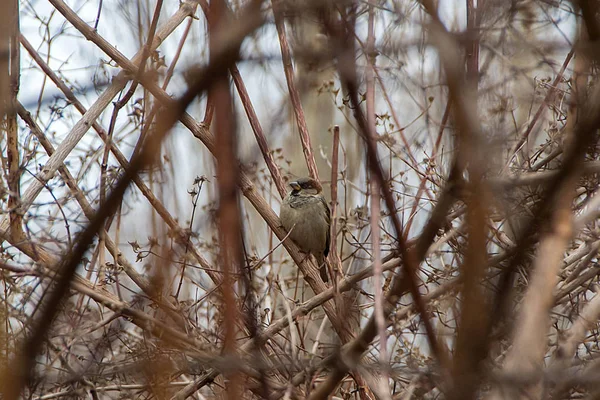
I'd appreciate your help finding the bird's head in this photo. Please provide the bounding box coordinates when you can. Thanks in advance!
[289,177,322,195]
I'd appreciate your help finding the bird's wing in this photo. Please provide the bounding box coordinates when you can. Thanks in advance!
[322,195,331,257]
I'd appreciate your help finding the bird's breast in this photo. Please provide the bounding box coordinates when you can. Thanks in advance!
[280,195,329,255]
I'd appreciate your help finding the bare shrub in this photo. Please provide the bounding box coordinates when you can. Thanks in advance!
[0,0,599,399]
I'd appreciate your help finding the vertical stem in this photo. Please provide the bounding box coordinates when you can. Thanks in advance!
[1,0,20,373]
[210,1,242,398]
[446,1,494,398]
[5,0,23,243]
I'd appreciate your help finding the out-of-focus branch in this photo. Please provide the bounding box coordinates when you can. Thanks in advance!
[437,1,495,398]
[492,161,600,187]
[210,0,244,397]
[578,0,600,46]
[490,177,575,400]
[4,0,22,244]
[2,1,24,368]
[551,287,600,369]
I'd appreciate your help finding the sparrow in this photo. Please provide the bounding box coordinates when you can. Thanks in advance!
[279,177,331,282]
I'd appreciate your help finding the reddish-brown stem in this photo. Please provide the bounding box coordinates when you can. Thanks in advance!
[4,0,23,244]
[445,2,493,398]
[203,92,215,127]
[210,1,244,398]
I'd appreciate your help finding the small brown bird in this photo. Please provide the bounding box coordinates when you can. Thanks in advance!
[280,177,331,282]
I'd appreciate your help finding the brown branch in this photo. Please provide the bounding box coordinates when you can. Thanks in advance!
[404,99,451,238]
[491,161,600,187]
[491,181,575,400]
[444,1,494,398]
[4,0,23,244]
[210,0,244,397]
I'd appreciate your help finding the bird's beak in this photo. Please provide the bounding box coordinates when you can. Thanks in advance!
[290,182,301,192]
